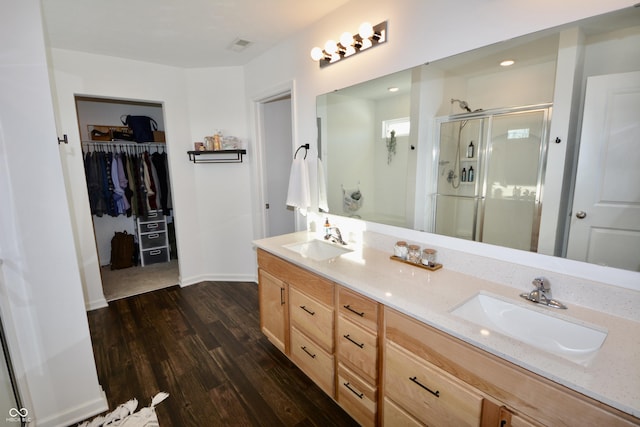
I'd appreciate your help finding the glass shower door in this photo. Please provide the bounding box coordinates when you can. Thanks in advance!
[479,109,549,251]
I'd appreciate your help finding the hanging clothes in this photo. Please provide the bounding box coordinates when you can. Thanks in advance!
[83,143,172,218]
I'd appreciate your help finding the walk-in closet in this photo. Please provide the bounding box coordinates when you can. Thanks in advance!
[76,96,179,301]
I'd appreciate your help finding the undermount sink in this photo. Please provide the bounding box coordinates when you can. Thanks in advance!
[283,239,353,261]
[450,292,608,365]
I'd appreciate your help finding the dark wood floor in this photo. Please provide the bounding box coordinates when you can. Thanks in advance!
[87,281,359,427]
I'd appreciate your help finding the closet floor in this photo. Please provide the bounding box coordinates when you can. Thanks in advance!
[101,259,179,301]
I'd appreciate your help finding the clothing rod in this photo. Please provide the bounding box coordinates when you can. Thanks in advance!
[82,140,165,148]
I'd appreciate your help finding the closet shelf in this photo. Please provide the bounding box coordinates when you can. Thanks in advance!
[187,149,247,164]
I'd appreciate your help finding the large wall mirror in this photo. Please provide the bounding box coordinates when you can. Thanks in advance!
[317,7,640,272]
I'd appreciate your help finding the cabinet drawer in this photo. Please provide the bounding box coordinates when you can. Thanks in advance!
[139,231,168,249]
[138,220,166,233]
[338,286,378,332]
[385,341,483,427]
[141,247,169,266]
[139,210,162,221]
[289,286,334,353]
[383,397,423,427]
[257,249,334,306]
[337,364,376,427]
[290,327,334,398]
[338,316,377,382]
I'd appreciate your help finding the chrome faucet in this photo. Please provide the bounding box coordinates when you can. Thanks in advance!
[520,277,567,309]
[324,226,347,245]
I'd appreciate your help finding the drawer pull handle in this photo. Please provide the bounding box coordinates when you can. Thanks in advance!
[343,334,364,349]
[343,382,364,399]
[409,376,440,398]
[343,304,365,317]
[300,305,315,316]
[147,233,160,239]
[500,421,507,427]
[146,223,159,229]
[301,346,316,359]
[280,288,285,305]
[149,249,162,256]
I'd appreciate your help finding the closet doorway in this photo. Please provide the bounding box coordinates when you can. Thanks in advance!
[76,96,179,301]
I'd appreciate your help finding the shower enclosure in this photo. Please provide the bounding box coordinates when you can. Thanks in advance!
[433,105,551,251]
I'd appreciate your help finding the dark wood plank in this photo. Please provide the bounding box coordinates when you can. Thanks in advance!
[87,281,359,427]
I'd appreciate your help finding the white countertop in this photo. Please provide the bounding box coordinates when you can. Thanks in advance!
[254,231,640,418]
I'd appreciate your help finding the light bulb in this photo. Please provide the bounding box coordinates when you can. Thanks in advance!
[359,22,374,39]
[324,39,338,54]
[310,47,324,61]
[339,32,353,47]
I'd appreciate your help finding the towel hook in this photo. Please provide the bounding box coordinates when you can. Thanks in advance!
[294,143,310,159]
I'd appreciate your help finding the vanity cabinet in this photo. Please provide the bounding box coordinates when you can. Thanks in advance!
[257,269,287,353]
[256,249,336,397]
[256,249,638,427]
[383,307,638,427]
[336,286,380,426]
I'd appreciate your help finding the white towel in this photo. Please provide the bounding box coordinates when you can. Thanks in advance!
[286,156,311,215]
[317,158,329,212]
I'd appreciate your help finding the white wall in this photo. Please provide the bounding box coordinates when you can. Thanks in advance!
[0,1,107,425]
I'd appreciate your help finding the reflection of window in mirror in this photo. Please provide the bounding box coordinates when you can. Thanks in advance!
[382,117,410,138]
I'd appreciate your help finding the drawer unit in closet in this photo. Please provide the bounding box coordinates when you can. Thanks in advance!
[136,210,170,266]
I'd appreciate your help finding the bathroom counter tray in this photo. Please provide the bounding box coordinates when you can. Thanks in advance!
[390,255,443,271]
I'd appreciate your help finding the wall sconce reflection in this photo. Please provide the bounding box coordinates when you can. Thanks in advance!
[310,21,387,68]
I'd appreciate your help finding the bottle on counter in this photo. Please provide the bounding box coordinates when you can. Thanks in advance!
[408,244,421,263]
[394,241,408,260]
[422,248,437,267]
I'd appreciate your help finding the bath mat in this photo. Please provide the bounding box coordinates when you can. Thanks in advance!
[78,392,169,427]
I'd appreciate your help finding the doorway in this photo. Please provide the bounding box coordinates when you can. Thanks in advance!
[75,96,179,301]
[257,90,296,238]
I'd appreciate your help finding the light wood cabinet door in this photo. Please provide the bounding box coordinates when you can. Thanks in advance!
[338,286,379,332]
[385,341,483,427]
[258,269,287,353]
[383,397,424,427]
[338,315,378,382]
[289,286,334,353]
[290,326,335,397]
[337,364,377,427]
[498,407,546,427]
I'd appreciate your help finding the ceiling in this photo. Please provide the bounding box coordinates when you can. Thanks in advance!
[41,0,351,68]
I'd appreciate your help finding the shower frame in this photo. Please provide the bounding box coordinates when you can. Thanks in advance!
[431,103,552,251]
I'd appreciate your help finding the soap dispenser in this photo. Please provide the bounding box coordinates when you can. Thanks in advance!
[324,218,331,238]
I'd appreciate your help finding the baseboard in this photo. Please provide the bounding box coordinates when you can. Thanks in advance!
[35,389,108,427]
[180,273,257,287]
[85,296,108,311]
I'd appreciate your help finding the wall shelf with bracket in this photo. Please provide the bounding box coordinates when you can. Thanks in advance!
[187,149,247,164]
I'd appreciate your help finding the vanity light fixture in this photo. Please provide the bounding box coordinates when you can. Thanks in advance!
[500,59,515,67]
[310,21,387,68]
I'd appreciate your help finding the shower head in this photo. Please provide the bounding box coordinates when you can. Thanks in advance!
[451,98,472,112]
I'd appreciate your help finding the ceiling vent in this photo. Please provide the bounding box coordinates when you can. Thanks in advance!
[228,38,252,53]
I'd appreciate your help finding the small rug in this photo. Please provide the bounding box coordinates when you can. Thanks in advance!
[78,392,169,427]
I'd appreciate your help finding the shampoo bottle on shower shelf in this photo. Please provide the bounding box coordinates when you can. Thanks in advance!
[468,166,474,182]
[461,167,467,182]
[467,141,474,158]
